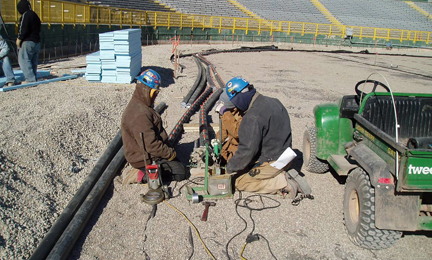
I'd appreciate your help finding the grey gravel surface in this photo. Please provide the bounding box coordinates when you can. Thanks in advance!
[1,42,432,260]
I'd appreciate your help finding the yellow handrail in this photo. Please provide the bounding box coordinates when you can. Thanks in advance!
[2,0,431,44]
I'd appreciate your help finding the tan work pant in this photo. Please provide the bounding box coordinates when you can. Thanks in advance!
[234,162,289,194]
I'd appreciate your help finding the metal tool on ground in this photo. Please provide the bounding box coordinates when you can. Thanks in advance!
[200,201,216,221]
[139,132,169,207]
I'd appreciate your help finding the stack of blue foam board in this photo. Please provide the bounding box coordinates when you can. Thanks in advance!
[85,51,101,82]
[114,29,142,83]
[85,29,142,83]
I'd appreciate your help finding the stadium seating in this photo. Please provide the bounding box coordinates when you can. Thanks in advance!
[155,0,249,18]
[320,0,432,31]
[235,0,328,24]
[87,0,173,12]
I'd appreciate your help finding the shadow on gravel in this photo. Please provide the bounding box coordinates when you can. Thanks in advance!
[403,231,432,238]
[137,66,175,88]
[67,182,116,260]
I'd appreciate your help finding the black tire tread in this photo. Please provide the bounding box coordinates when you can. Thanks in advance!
[344,168,401,250]
[303,127,329,173]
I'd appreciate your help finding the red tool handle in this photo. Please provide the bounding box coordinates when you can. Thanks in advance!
[201,205,210,221]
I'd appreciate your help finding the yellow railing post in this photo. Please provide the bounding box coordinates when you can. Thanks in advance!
[328,24,332,37]
[40,0,43,23]
[387,29,390,41]
[400,30,403,42]
[48,0,51,29]
[140,12,142,27]
[108,8,111,28]
[427,32,430,44]
[61,2,64,28]
[287,21,291,35]
[145,12,148,26]
[180,14,183,30]
[219,17,222,33]
[278,21,281,32]
[210,16,213,28]
[258,19,261,35]
[414,31,417,43]
[373,28,376,40]
[120,10,123,28]
[192,15,194,31]
[301,22,305,36]
[270,21,273,36]
[168,13,170,30]
[154,12,157,29]
[246,19,249,34]
[203,15,205,31]
[73,4,76,28]
[232,18,236,34]
[315,24,318,37]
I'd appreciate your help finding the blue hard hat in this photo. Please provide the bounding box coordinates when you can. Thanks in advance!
[225,77,250,100]
[136,69,161,90]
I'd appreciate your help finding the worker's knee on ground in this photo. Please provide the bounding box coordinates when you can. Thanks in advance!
[159,160,189,182]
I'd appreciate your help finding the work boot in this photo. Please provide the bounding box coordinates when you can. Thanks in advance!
[280,178,298,199]
[285,169,312,195]
[121,164,146,185]
[6,81,18,87]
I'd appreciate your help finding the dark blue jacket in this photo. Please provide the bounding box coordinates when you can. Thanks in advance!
[227,93,292,173]
[17,0,41,43]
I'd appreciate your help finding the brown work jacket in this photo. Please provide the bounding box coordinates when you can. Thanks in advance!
[121,82,174,169]
[218,109,243,161]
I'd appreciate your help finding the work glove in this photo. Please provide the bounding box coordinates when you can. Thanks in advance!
[214,100,227,115]
[168,150,177,161]
[16,39,22,48]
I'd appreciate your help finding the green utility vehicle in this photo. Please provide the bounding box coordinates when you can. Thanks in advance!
[303,78,432,249]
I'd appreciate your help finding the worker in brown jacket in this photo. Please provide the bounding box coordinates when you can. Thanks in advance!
[121,69,187,184]
[215,91,243,162]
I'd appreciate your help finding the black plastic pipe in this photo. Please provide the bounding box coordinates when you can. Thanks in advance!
[29,131,123,260]
[169,87,214,146]
[30,103,167,260]
[199,88,223,146]
[46,147,126,260]
[186,64,207,107]
[181,55,203,108]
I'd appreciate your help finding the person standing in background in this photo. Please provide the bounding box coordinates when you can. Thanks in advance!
[0,35,18,87]
[16,0,41,83]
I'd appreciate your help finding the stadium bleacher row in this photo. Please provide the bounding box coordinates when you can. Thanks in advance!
[81,0,432,32]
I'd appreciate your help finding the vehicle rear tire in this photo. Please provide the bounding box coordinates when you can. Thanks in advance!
[343,168,402,249]
[303,126,329,173]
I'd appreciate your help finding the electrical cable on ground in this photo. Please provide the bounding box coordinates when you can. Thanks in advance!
[225,192,280,260]
[163,200,216,260]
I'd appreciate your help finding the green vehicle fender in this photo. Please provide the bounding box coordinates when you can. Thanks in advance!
[313,98,355,160]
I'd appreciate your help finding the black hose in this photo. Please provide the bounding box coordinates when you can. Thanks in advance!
[28,131,123,260]
[199,88,223,146]
[46,147,126,260]
[186,64,207,107]
[30,103,166,260]
[168,87,214,146]
[181,55,203,108]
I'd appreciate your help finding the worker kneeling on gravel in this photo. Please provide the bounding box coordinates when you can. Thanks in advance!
[214,90,243,162]
[223,77,312,199]
[121,69,188,184]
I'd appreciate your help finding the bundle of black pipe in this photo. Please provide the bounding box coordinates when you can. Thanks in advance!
[169,87,214,147]
[181,56,205,108]
[186,64,207,107]
[199,88,223,146]
[197,53,225,89]
[30,102,167,260]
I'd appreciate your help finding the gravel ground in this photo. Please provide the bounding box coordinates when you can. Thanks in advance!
[1,42,432,260]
